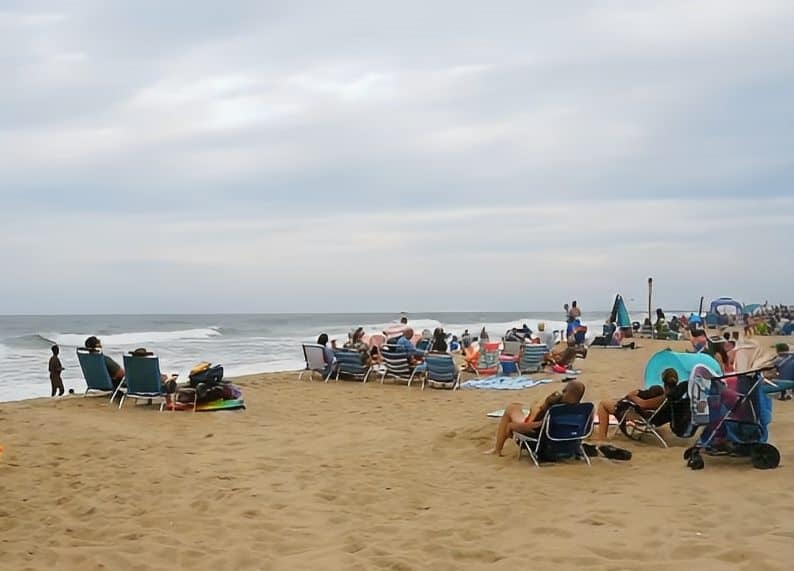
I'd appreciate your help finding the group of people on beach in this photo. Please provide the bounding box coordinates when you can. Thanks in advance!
[484,368,680,457]
[314,313,586,382]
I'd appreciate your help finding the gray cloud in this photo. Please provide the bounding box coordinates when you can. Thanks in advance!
[1,1,793,312]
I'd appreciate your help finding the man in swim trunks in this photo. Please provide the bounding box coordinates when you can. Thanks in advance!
[485,381,586,456]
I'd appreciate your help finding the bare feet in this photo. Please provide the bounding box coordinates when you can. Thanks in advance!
[483,448,502,456]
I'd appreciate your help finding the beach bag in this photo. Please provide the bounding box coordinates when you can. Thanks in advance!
[189,364,224,388]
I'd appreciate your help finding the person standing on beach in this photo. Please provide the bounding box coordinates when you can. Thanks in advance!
[568,301,581,322]
[48,345,65,397]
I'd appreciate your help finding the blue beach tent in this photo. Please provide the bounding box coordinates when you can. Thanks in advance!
[644,349,722,388]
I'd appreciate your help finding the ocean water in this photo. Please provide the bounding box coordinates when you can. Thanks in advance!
[0,311,622,402]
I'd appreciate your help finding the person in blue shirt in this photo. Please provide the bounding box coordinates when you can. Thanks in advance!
[396,328,425,366]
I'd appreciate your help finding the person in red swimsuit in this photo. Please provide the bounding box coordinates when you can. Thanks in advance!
[484,381,586,456]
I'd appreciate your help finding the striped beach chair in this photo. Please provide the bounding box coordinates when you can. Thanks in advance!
[380,350,418,385]
[519,344,548,374]
[332,349,372,383]
[474,342,501,377]
[421,354,461,390]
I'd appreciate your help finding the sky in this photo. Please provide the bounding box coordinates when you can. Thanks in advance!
[1,0,793,315]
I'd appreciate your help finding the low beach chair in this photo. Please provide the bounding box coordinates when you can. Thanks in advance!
[514,403,594,467]
[519,344,547,374]
[332,349,373,383]
[420,354,461,390]
[474,342,501,377]
[500,340,522,375]
[614,400,670,448]
[298,343,333,381]
[380,350,418,385]
[120,354,170,411]
[76,348,123,402]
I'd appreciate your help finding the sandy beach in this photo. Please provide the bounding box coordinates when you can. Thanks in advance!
[2,338,794,571]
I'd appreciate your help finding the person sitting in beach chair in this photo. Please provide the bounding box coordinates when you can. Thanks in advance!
[396,328,425,366]
[84,336,125,388]
[344,327,373,366]
[316,333,337,379]
[430,328,448,353]
[543,338,578,370]
[484,380,586,456]
[594,369,679,442]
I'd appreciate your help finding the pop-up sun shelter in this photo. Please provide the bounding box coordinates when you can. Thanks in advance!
[644,349,721,388]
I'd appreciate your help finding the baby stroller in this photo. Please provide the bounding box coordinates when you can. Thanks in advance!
[684,364,779,470]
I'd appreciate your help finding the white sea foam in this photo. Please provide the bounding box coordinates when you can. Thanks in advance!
[43,327,222,347]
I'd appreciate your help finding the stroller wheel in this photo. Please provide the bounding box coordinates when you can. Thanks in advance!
[687,451,705,470]
[751,444,780,470]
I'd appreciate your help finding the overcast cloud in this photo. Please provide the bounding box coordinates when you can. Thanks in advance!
[1,1,792,314]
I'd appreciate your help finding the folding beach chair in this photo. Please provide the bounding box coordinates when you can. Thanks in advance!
[120,354,171,411]
[500,340,522,375]
[332,349,373,383]
[76,348,123,402]
[420,354,461,390]
[380,350,419,385]
[519,344,548,374]
[514,403,594,467]
[614,400,671,448]
[298,343,333,381]
[473,342,501,377]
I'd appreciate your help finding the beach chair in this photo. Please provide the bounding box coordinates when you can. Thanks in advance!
[614,400,671,448]
[420,354,461,390]
[500,340,521,375]
[120,354,170,411]
[519,344,547,374]
[76,348,123,402]
[298,343,333,381]
[380,350,418,385]
[514,403,594,467]
[332,349,372,383]
[473,342,501,377]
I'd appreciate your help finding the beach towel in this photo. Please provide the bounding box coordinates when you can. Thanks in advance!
[462,376,553,390]
[487,408,530,418]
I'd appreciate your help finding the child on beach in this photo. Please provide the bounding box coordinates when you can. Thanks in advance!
[48,345,65,397]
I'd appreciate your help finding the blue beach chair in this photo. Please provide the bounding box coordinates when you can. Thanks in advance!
[120,354,169,411]
[380,350,419,386]
[421,354,461,390]
[514,403,594,467]
[332,349,372,383]
[76,348,123,402]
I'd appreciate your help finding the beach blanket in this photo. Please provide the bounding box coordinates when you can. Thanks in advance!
[462,376,553,390]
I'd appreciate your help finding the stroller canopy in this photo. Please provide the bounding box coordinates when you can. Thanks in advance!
[708,297,744,316]
[644,349,722,388]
